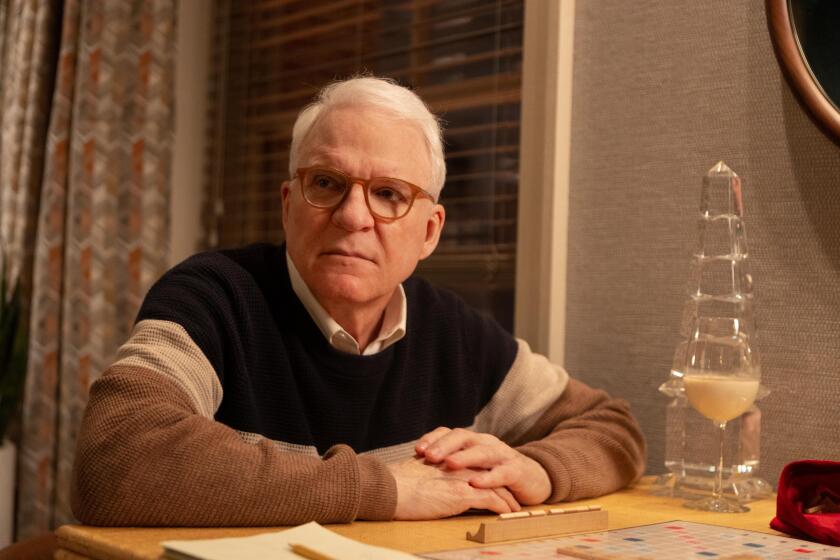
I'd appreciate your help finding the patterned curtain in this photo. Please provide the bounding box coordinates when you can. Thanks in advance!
[0,0,60,305]
[8,0,176,539]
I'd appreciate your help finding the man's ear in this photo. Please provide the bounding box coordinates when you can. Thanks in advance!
[419,203,445,260]
[281,180,291,228]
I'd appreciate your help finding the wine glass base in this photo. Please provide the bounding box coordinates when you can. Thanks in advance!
[683,496,750,513]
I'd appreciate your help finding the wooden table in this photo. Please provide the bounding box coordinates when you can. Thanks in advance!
[55,478,782,559]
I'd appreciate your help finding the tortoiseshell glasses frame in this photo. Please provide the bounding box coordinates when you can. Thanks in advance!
[295,166,436,222]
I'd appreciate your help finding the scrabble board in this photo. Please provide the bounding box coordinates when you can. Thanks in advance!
[420,520,840,560]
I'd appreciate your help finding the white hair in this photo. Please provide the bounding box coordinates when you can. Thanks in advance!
[288,76,446,199]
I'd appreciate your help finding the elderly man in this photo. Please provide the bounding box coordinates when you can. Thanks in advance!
[72,77,645,526]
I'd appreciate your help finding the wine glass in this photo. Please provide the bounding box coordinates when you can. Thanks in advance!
[682,316,760,513]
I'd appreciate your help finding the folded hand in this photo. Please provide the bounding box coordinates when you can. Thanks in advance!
[387,457,521,520]
[415,427,552,506]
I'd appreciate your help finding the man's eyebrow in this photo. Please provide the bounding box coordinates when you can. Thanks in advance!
[302,151,411,180]
[305,152,348,169]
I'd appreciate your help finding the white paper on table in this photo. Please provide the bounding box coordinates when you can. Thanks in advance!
[161,521,419,560]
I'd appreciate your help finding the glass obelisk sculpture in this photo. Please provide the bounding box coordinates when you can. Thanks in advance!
[655,162,771,502]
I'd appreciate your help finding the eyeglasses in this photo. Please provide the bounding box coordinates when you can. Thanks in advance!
[295,166,435,222]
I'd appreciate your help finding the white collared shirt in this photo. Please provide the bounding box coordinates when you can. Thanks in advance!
[286,252,407,355]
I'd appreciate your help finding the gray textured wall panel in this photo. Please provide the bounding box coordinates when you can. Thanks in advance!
[565,0,840,485]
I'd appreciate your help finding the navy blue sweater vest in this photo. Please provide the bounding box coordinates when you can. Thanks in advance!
[136,244,518,455]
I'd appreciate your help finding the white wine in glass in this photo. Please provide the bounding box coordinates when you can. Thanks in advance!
[682,320,760,513]
[684,374,759,423]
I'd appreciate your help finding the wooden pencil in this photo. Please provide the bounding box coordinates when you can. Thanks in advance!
[288,542,336,560]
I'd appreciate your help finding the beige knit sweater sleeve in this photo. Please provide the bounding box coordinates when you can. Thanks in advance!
[515,376,647,503]
[71,365,397,526]
[473,338,647,502]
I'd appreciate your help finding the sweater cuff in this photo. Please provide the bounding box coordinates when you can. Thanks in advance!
[355,455,398,520]
[516,443,572,503]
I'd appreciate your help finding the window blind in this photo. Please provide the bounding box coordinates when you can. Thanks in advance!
[204,0,523,330]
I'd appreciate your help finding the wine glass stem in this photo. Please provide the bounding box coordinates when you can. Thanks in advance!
[714,421,726,502]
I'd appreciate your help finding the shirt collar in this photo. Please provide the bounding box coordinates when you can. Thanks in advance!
[286,251,406,355]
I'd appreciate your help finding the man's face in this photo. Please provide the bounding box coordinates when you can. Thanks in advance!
[281,105,445,308]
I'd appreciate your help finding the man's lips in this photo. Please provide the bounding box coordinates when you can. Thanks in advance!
[321,250,375,263]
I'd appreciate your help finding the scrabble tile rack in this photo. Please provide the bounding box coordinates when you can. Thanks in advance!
[466,505,608,544]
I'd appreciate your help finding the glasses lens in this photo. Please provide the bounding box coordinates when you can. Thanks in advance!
[303,168,347,206]
[368,179,413,219]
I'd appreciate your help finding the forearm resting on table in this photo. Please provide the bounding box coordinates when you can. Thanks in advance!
[514,378,647,503]
[412,378,645,508]
[71,366,397,526]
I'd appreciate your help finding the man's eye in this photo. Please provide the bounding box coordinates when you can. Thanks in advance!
[373,186,408,203]
[313,175,341,189]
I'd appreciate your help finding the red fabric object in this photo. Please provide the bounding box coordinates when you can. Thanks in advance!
[770,460,840,546]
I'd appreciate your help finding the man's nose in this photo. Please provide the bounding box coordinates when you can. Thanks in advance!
[331,182,375,231]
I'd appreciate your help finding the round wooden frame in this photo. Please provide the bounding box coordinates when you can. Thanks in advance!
[766,0,840,143]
